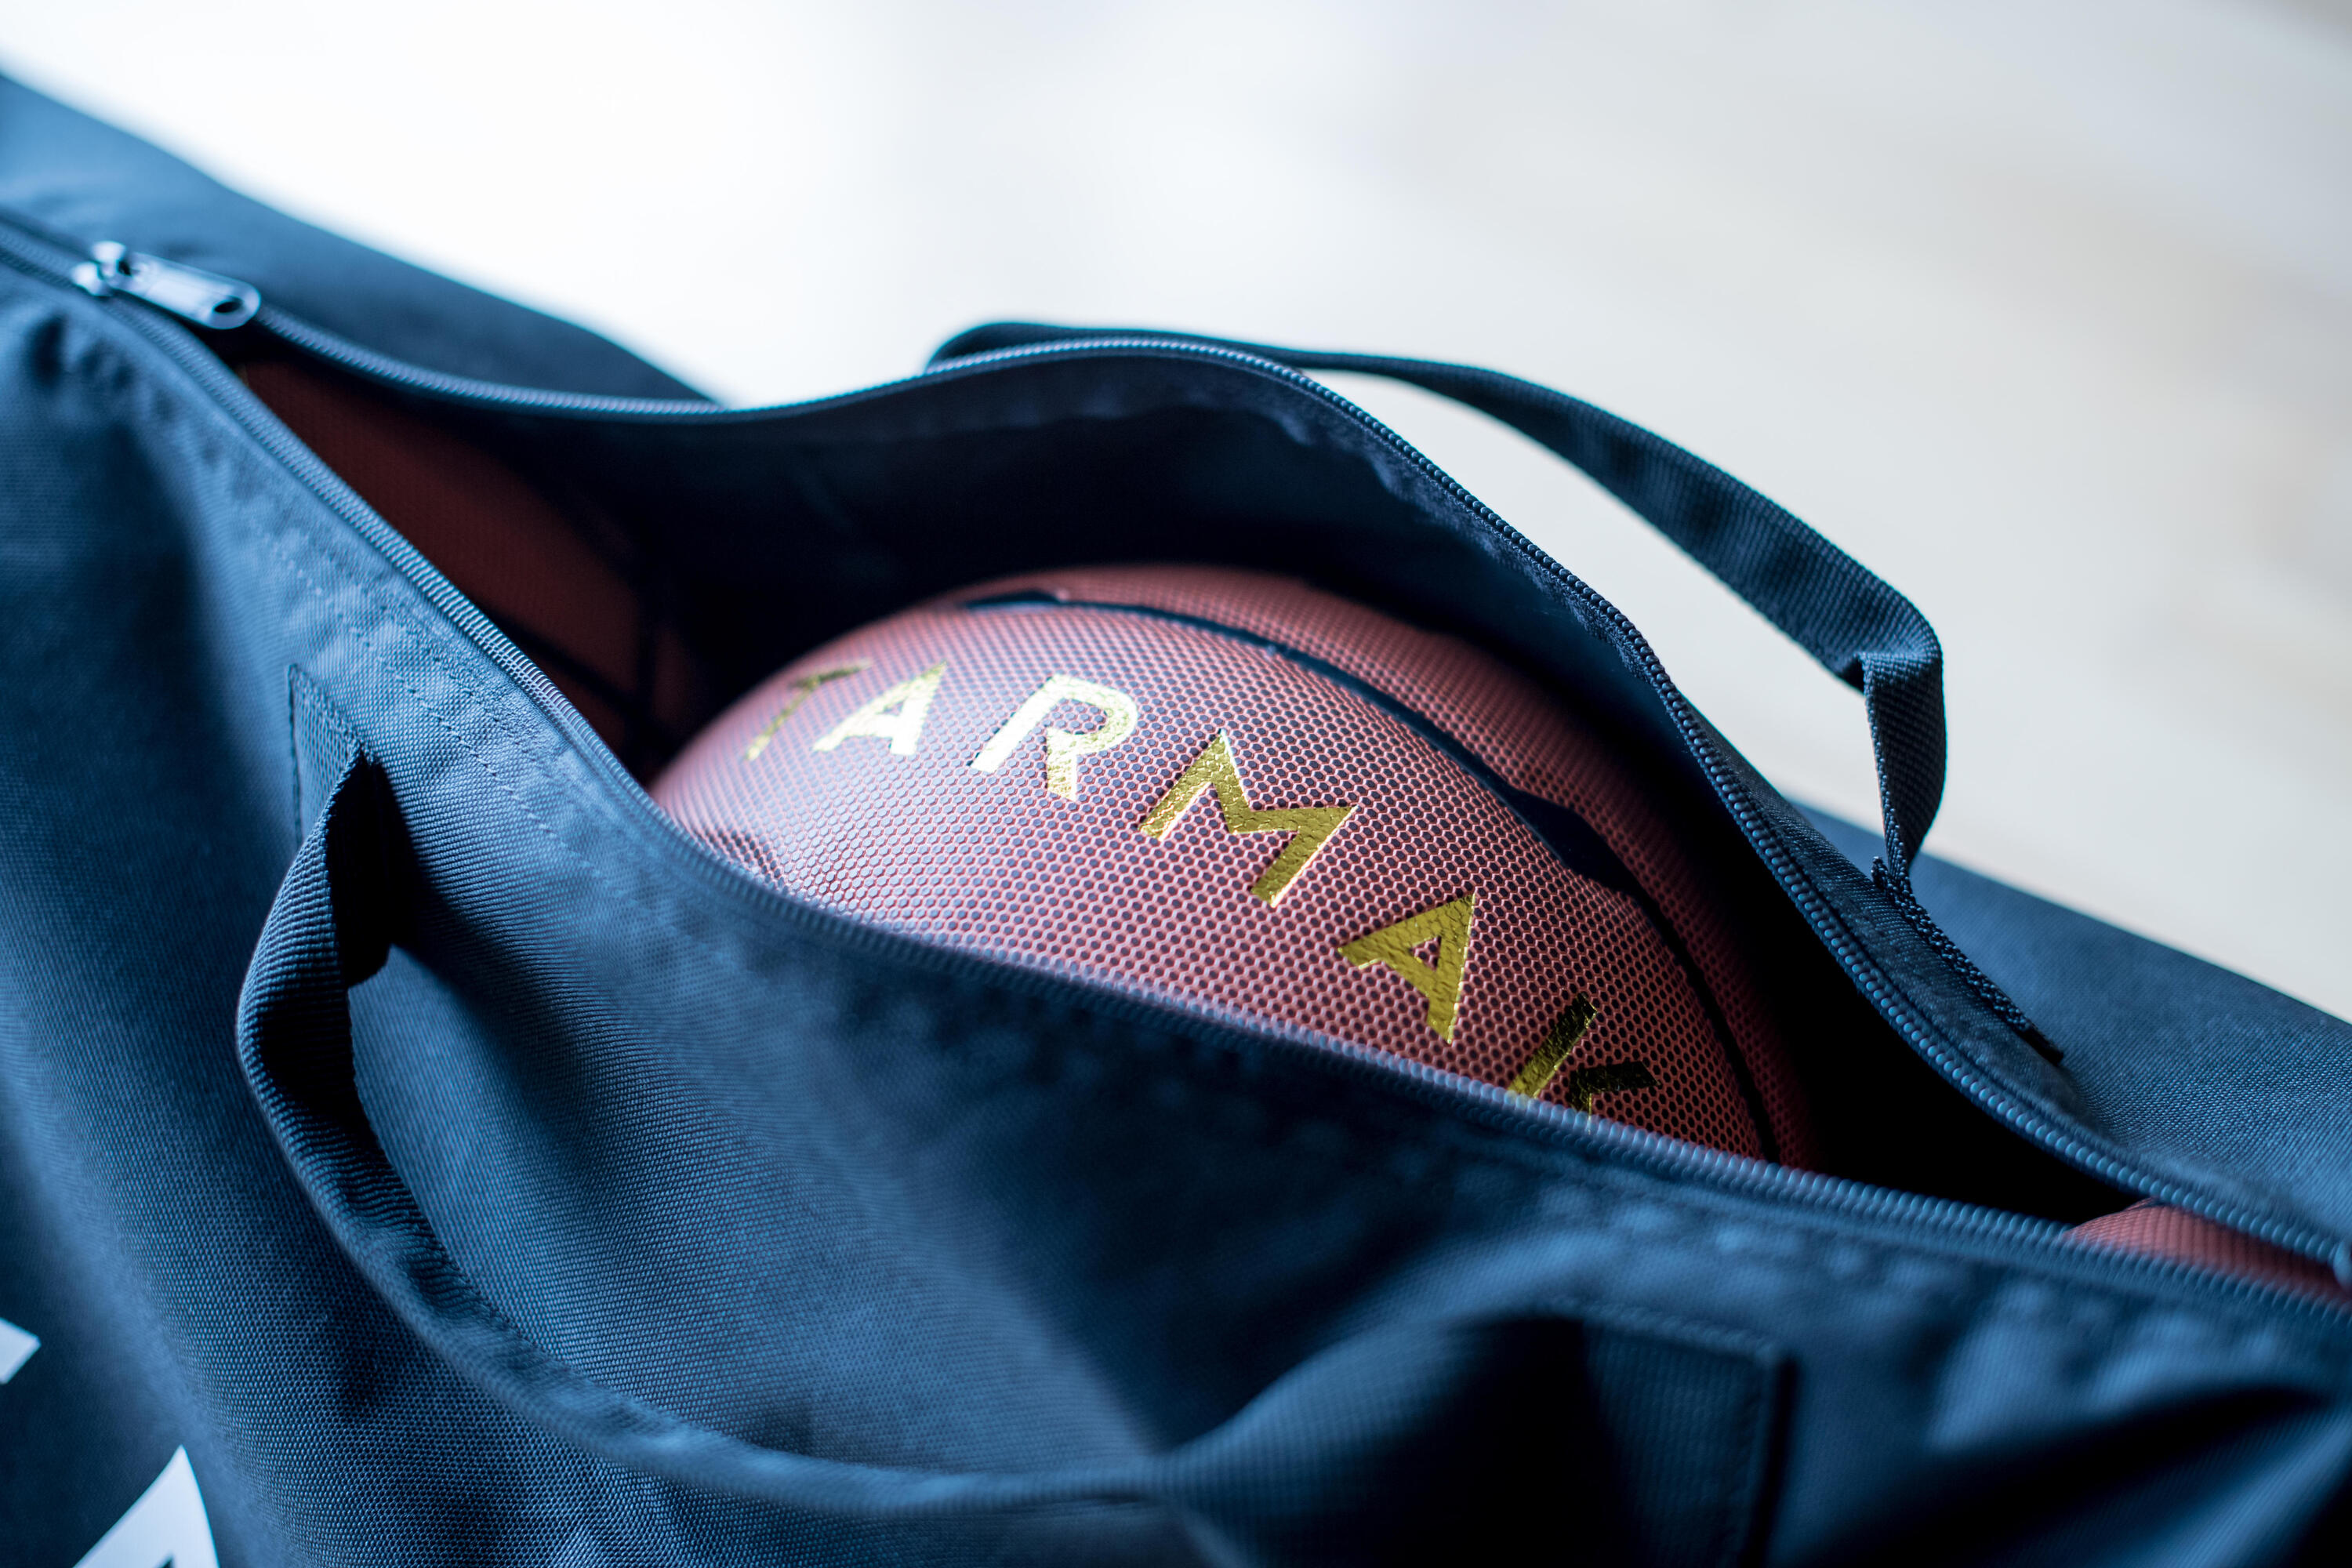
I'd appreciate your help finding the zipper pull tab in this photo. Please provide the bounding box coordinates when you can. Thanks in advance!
[71,241,260,330]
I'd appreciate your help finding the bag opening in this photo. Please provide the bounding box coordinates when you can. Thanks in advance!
[225,336,2125,1224]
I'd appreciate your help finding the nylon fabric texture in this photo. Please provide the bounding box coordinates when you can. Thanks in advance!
[3,74,2352,1568]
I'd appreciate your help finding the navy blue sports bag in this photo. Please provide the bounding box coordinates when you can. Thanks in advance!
[2,77,2349,1566]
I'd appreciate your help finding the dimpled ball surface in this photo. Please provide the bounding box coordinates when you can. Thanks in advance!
[653,564,1813,1164]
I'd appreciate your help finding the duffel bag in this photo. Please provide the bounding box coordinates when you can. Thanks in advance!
[3,76,2349,1567]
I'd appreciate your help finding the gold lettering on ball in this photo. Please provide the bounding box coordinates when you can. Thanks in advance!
[813,662,946,757]
[1338,893,1477,1040]
[1507,995,1598,1098]
[1138,732,1356,906]
[1505,1000,1657,1111]
[970,675,1140,798]
[743,662,871,759]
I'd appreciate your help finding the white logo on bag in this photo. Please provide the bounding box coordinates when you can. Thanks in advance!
[71,1448,219,1568]
[0,1315,35,1383]
[2,1312,220,1568]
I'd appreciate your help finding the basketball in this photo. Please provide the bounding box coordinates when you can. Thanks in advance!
[653,564,1813,1165]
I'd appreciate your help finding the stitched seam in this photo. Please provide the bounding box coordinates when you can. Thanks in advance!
[284,666,304,835]
[248,504,619,893]
[1713,1355,1768,1568]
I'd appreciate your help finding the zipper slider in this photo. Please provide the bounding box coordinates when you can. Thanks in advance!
[71,241,260,330]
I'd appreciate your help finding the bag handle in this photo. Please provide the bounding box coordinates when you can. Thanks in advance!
[933,324,1947,882]
[238,756,1780,1544]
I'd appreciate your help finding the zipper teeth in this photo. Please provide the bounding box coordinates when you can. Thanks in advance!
[1310,425,2331,1255]
[0,222,655,808]
[1214,352,2348,1266]
[911,336,2349,1264]
[259,308,723,413]
[7,220,2344,1311]
[0,217,89,282]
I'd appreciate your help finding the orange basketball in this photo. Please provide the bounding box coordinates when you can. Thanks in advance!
[653,564,1813,1165]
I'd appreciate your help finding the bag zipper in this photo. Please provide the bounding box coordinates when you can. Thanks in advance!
[70,241,260,330]
[5,216,2346,1303]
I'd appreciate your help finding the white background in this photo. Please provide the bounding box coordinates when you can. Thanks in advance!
[8,0,2349,1017]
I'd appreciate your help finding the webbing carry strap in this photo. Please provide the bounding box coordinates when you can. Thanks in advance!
[932,325,1947,884]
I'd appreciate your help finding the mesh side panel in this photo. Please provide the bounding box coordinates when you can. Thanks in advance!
[2070,1203,2351,1301]
[656,564,1816,1163]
